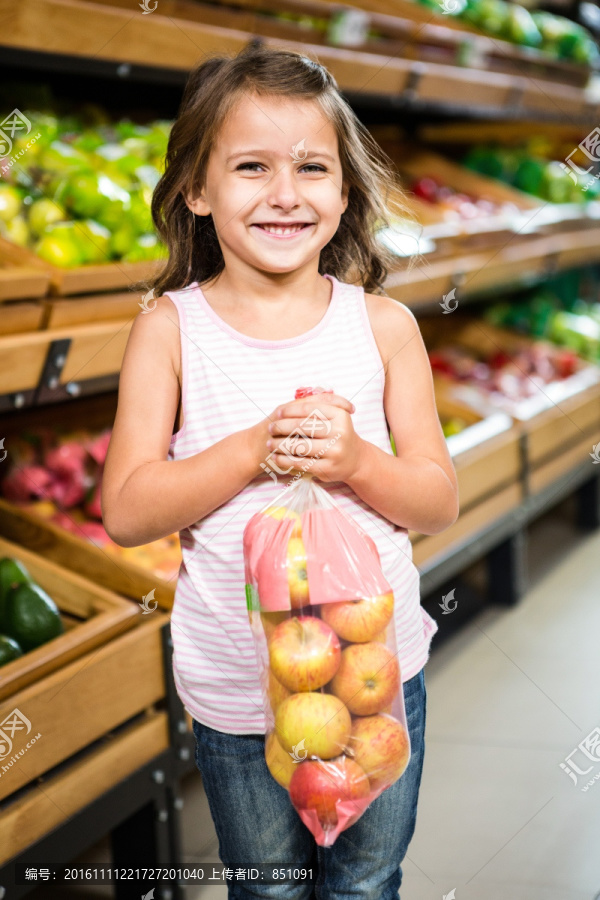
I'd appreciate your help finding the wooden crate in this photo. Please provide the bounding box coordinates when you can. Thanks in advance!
[0,610,169,802]
[0,239,51,303]
[419,315,600,417]
[0,534,139,700]
[434,379,522,510]
[0,319,133,395]
[419,315,600,499]
[42,291,141,329]
[0,499,177,611]
[522,382,600,494]
[0,235,161,297]
[377,143,541,211]
[410,383,522,563]
[0,708,169,864]
[0,301,45,335]
[409,482,522,567]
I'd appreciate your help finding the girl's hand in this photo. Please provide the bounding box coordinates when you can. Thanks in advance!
[264,392,365,483]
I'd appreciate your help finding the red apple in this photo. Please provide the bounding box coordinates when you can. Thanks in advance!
[269,615,341,692]
[265,731,297,790]
[289,756,370,827]
[330,642,400,716]
[348,713,409,791]
[275,692,351,760]
[287,536,309,608]
[321,591,394,643]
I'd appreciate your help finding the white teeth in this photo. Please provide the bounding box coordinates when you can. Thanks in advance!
[259,224,306,235]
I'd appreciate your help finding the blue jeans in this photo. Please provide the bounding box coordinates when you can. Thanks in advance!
[192,667,427,899]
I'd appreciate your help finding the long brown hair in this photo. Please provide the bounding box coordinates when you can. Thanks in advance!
[150,42,412,297]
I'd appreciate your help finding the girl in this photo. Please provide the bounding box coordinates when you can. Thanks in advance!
[102,43,458,900]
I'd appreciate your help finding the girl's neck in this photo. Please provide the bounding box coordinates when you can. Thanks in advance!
[196,272,336,343]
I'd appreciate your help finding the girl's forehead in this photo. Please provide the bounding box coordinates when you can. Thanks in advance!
[224,93,332,131]
[213,96,339,159]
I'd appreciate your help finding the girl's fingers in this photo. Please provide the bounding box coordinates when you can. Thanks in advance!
[268,436,330,455]
[274,394,355,421]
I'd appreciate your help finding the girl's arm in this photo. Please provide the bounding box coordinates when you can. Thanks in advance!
[346,296,459,536]
[102,298,270,547]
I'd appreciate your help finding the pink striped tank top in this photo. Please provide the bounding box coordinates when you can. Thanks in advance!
[165,273,438,734]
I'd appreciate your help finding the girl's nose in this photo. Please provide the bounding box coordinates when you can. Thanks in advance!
[264,164,302,209]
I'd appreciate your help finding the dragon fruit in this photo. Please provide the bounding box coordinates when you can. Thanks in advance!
[86,429,111,467]
[84,480,103,520]
[1,465,55,503]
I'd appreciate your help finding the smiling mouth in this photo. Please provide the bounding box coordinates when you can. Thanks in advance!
[252,223,314,236]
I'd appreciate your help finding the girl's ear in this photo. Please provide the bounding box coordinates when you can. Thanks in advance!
[185,189,210,217]
[341,183,349,214]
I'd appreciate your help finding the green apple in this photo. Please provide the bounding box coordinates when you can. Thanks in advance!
[72,129,105,153]
[76,219,111,264]
[28,198,68,236]
[127,192,154,234]
[38,141,91,175]
[1,215,29,247]
[109,222,137,258]
[123,233,166,262]
[94,175,131,230]
[122,137,151,160]
[62,172,103,218]
[36,222,85,267]
[0,185,23,222]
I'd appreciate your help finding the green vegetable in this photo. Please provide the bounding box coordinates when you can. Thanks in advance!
[3,582,64,652]
[0,557,32,626]
[0,635,23,666]
[503,4,542,47]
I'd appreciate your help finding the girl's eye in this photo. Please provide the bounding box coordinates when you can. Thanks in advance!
[236,162,326,173]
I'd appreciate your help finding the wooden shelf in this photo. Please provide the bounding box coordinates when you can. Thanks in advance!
[2,0,599,122]
[385,223,600,309]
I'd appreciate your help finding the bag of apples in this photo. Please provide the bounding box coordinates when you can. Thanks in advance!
[243,387,411,847]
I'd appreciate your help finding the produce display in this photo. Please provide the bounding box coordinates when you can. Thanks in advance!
[244,387,410,847]
[0,556,64,666]
[441,416,469,437]
[484,287,600,363]
[408,175,520,221]
[428,337,580,402]
[0,426,181,581]
[0,105,170,267]
[464,142,600,203]
[413,0,599,63]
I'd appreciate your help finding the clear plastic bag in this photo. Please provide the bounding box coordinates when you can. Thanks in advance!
[244,387,411,847]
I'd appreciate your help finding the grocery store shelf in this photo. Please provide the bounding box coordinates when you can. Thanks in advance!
[385,223,600,310]
[2,0,600,123]
[418,458,599,596]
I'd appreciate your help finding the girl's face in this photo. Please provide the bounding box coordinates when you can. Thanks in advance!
[187,93,349,277]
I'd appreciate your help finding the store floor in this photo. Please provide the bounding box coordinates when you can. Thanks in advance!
[26,496,600,899]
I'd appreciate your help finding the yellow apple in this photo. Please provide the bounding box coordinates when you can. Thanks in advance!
[348,714,409,791]
[330,642,400,716]
[265,731,296,790]
[287,536,309,609]
[275,692,351,760]
[263,504,302,538]
[321,592,394,643]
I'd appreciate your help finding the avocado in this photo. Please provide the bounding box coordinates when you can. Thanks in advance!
[0,557,32,626]
[0,634,23,666]
[4,583,64,651]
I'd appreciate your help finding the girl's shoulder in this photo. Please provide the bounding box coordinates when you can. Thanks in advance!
[128,294,182,382]
[363,290,421,372]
